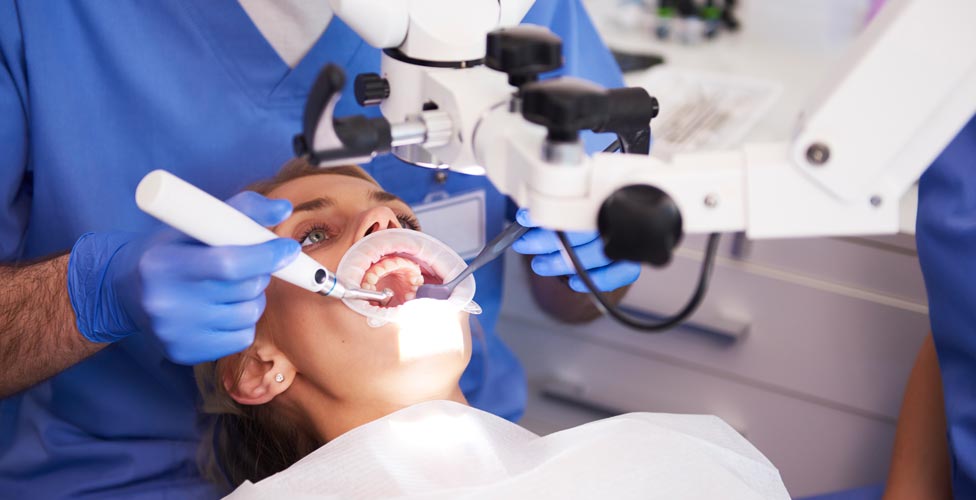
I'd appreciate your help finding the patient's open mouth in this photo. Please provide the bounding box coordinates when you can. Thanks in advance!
[360,253,442,308]
[336,229,475,326]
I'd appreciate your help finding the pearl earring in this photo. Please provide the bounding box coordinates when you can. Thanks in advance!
[274,373,285,383]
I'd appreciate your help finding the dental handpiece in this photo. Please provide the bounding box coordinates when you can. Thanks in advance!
[135,170,392,303]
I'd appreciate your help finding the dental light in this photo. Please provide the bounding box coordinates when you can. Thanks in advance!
[295,0,976,333]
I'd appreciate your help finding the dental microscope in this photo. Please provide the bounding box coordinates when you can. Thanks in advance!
[292,0,976,331]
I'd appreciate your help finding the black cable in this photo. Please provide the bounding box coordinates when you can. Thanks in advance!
[578,135,719,331]
[557,231,721,332]
[602,139,622,153]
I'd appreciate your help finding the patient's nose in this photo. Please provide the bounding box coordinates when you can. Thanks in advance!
[355,206,402,242]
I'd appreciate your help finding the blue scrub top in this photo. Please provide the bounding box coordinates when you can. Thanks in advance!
[917,114,976,498]
[0,0,623,497]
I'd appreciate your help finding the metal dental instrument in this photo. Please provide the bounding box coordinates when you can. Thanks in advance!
[135,170,393,304]
[415,222,530,300]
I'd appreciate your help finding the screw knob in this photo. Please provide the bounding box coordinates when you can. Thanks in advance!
[486,26,563,88]
[520,78,607,142]
[354,73,390,107]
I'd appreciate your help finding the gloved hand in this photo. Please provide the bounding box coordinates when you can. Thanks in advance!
[511,209,641,293]
[68,191,300,365]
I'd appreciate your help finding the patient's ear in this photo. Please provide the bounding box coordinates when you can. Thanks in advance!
[226,340,296,406]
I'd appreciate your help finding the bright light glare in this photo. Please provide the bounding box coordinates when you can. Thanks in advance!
[395,299,464,362]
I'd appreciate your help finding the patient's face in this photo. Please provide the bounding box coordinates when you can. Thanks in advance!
[262,173,472,405]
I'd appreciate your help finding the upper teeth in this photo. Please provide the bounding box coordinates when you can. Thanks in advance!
[360,256,424,294]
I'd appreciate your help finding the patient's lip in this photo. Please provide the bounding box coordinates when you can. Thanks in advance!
[361,256,423,290]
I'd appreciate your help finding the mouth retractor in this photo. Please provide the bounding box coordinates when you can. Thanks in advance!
[336,229,480,327]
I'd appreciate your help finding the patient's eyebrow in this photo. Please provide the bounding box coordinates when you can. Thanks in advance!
[293,197,336,213]
[370,190,407,206]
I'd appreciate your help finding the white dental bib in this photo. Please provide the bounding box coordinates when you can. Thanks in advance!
[225,401,789,499]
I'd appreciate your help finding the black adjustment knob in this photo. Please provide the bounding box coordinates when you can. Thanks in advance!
[593,88,660,155]
[520,78,607,142]
[603,88,659,130]
[486,26,563,88]
[354,73,390,107]
[598,185,683,267]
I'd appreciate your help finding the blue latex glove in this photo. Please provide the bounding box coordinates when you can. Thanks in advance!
[511,208,641,293]
[68,191,300,364]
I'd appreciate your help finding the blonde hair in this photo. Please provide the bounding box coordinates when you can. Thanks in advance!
[194,158,379,489]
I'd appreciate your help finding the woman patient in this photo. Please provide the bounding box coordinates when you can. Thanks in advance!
[195,158,472,484]
[195,159,787,499]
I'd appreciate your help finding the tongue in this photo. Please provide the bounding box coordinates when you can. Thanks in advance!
[375,271,418,308]
[370,269,443,308]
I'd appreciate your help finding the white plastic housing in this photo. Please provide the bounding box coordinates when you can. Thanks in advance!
[791,0,976,203]
[400,0,500,62]
[498,0,537,27]
[331,0,536,61]
[381,55,513,171]
[327,0,409,49]
[135,170,329,294]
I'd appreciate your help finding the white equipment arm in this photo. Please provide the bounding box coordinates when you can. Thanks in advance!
[748,0,976,238]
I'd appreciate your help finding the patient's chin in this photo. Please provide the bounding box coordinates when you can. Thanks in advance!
[376,364,468,405]
[374,336,471,404]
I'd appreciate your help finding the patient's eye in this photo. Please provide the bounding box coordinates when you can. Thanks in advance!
[396,213,421,231]
[300,227,329,247]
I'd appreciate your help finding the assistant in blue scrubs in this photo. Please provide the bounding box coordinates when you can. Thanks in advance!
[0,0,623,497]
[916,114,976,498]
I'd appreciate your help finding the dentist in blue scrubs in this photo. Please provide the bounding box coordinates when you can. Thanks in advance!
[0,0,639,497]
[916,114,976,498]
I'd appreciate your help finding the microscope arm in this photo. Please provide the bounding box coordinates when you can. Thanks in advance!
[482,0,976,246]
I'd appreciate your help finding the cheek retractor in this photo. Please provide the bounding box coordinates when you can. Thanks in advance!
[336,229,481,327]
